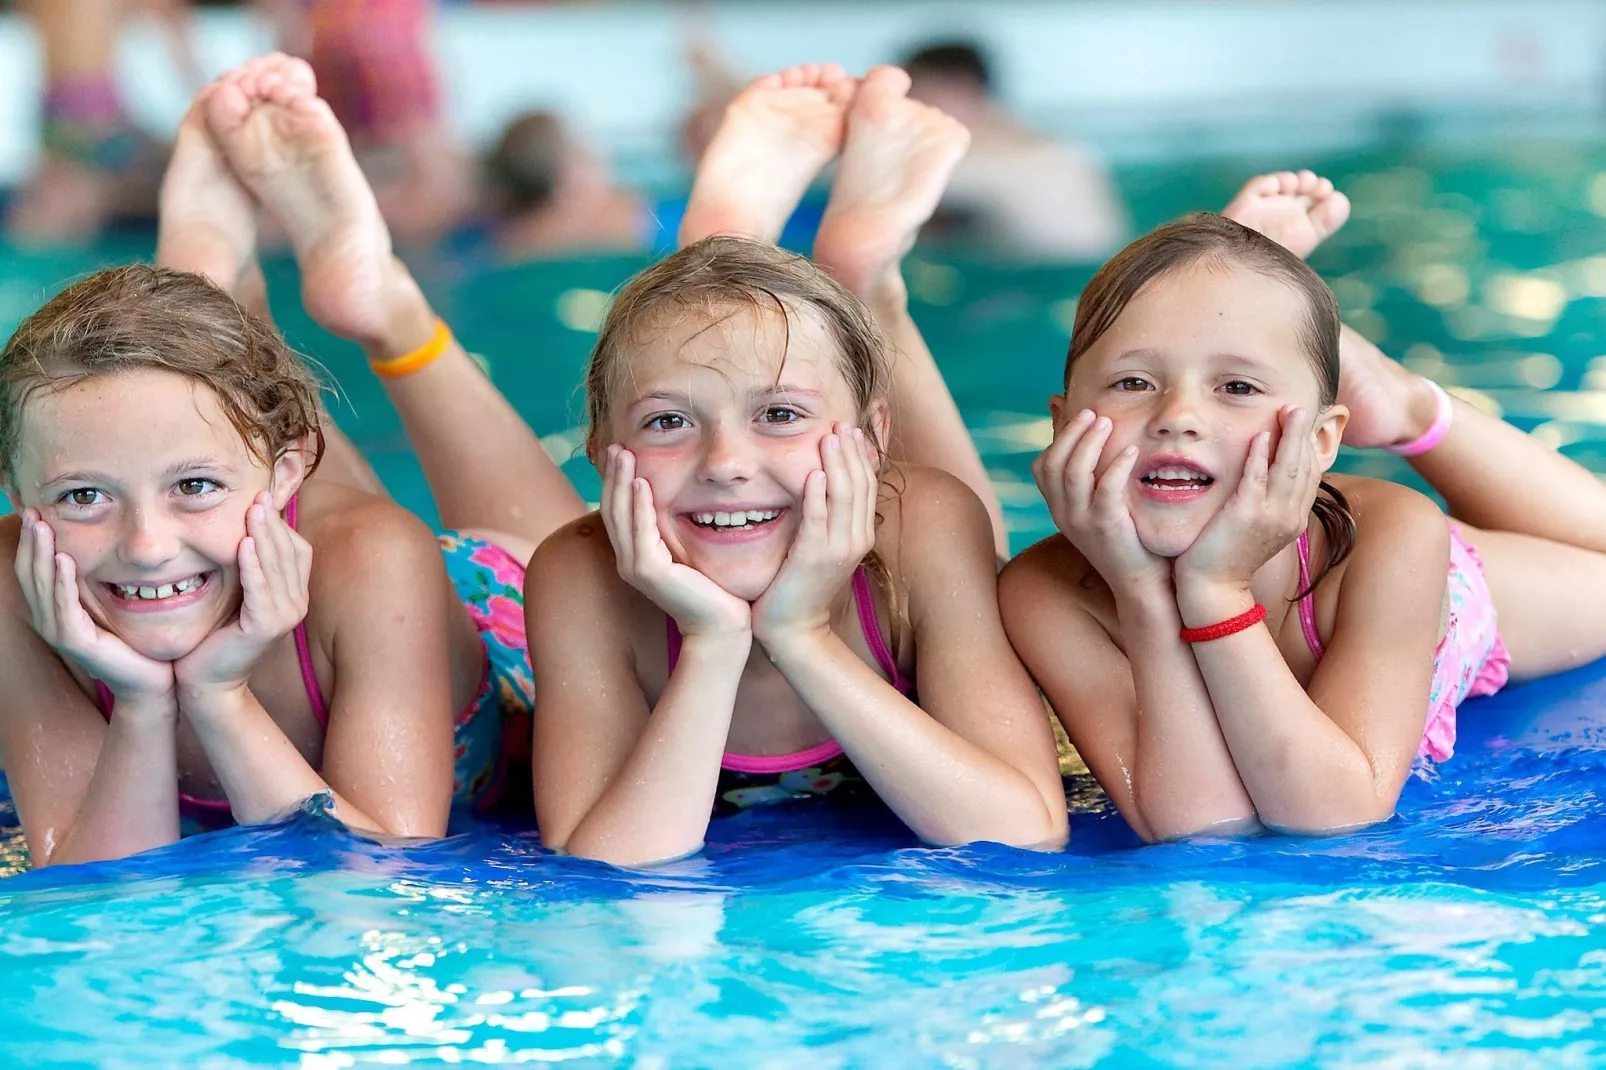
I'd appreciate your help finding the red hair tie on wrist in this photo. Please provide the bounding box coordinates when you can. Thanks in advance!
[1180,604,1266,644]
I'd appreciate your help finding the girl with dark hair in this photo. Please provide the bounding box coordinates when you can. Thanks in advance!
[1001,172,1606,843]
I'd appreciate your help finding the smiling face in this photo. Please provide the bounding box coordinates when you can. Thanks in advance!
[604,302,884,602]
[10,368,305,661]
[1058,259,1346,557]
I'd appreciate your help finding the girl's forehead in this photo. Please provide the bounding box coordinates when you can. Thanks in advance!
[623,303,848,395]
[19,370,259,476]
[1083,263,1312,366]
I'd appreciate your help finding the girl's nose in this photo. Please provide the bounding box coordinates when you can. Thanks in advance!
[697,423,756,484]
[117,507,183,569]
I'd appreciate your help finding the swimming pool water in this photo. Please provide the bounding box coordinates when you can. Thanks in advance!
[3,143,1606,1065]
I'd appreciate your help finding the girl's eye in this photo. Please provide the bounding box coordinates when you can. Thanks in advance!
[646,413,688,432]
[176,478,220,497]
[61,488,106,507]
[1221,380,1260,396]
[1114,376,1152,392]
[760,406,801,424]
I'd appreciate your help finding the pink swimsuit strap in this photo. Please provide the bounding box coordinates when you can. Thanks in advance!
[92,494,328,812]
[1295,530,1325,659]
[665,563,912,774]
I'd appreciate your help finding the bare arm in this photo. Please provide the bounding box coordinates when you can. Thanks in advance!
[1179,489,1447,832]
[999,545,1257,843]
[178,501,455,836]
[0,519,182,866]
[527,521,749,866]
[0,623,182,866]
[765,468,1064,848]
[865,284,1008,559]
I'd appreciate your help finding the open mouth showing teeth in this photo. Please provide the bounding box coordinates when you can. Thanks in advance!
[689,509,782,532]
[1140,466,1215,490]
[107,574,209,601]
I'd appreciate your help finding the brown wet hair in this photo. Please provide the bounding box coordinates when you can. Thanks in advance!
[1066,212,1355,592]
[0,264,325,483]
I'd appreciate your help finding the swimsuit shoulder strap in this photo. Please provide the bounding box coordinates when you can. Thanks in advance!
[852,565,913,693]
[284,494,329,728]
[665,565,911,693]
[1295,529,1325,660]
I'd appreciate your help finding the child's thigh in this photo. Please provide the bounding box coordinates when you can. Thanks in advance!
[1461,524,1606,680]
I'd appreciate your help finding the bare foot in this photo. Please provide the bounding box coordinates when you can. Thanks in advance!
[155,86,259,292]
[202,54,417,347]
[679,63,857,246]
[1336,325,1443,450]
[1220,170,1350,260]
[811,65,970,299]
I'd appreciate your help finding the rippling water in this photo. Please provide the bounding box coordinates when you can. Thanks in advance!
[2,659,1603,1066]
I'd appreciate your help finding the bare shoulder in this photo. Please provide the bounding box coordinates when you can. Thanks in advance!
[524,511,638,621]
[999,533,1104,622]
[1326,475,1450,566]
[293,483,444,583]
[874,464,995,576]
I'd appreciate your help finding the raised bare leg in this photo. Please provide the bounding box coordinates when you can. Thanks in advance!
[203,54,584,554]
[810,66,1006,557]
[154,74,386,498]
[679,63,857,246]
[1219,170,1350,260]
[1338,327,1606,551]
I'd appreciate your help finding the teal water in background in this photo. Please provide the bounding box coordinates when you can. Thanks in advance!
[2,145,1606,1065]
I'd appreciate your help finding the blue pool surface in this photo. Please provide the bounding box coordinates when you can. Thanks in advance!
[2,659,1605,1066]
[4,143,1606,1064]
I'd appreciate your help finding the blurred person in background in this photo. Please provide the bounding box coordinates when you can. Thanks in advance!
[485,109,646,260]
[903,39,1128,260]
[4,0,183,244]
[274,0,473,241]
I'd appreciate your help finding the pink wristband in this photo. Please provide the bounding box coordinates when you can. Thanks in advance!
[1385,380,1453,457]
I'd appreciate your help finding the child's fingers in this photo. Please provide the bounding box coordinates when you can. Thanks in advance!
[1092,446,1139,520]
[628,478,659,574]
[53,552,89,646]
[28,521,61,637]
[1065,415,1113,514]
[600,447,631,547]
[1032,410,1091,507]
[799,469,829,550]
[851,429,877,548]
[820,432,853,551]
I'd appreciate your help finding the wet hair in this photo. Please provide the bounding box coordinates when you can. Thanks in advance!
[1065,212,1356,593]
[0,264,325,482]
[585,235,891,458]
[902,40,993,92]
[489,111,565,213]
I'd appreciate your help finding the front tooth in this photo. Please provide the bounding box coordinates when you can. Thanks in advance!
[155,584,175,599]
[714,511,731,526]
[138,586,157,599]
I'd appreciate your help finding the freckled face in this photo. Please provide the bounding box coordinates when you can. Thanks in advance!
[1060,262,1329,557]
[12,369,285,661]
[605,304,865,602]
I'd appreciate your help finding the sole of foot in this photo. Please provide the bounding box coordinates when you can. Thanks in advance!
[812,65,970,298]
[679,63,858,247]
[1220,169,1350,260]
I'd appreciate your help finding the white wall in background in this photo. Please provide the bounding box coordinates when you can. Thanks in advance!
[0,0,1603,185]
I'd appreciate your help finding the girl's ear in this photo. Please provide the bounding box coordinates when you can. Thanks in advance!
[269,435,313,510]
[1313,404,1349,472]
[1049,393,1067,430]
[865,399,891,464]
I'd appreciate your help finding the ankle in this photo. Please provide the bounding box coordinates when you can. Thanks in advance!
[357,259,437,359]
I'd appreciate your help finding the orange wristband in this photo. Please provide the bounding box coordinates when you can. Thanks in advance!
[369,318,452,379]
